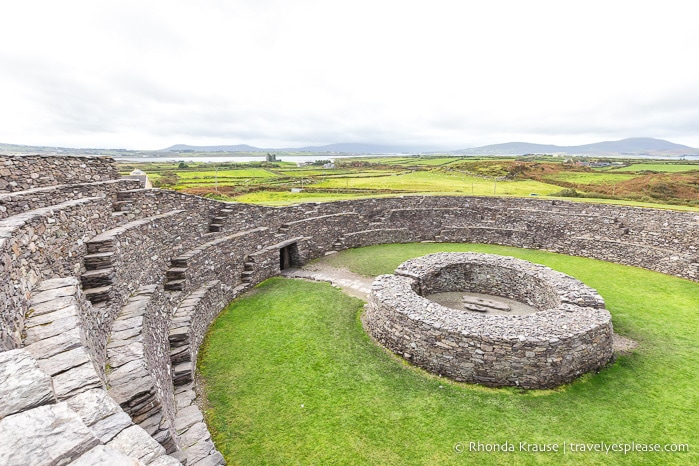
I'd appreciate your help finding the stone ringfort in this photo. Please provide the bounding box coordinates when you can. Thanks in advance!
[0,154,697,465]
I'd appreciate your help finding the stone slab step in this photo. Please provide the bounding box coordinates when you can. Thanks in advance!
[86,239,115,254]
[81,267,115,288]
[0,349,55,418]
[0,403,100,465]
[173,362,193,386]
[83,251,115,270]
[166,267,187,279]
[83,285,113,303]
[165,279,186,291]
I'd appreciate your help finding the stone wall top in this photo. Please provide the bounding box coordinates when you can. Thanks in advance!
[0,155,120,192]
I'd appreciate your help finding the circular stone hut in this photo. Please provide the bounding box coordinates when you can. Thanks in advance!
[363,253,615,389]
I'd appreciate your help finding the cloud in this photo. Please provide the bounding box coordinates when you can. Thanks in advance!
[1,0,699,149]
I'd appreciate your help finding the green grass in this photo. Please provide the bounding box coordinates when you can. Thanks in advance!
[612,163,699,173]
[231,191,394,205]
[199,244,699,465]
[544,172,638,185]
[313,170,561,196]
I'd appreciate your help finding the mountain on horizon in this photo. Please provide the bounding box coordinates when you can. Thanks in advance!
[163,142,437,154]
[1,137,697,157]
[453,137,698,156]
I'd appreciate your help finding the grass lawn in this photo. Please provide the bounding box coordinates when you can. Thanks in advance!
[199,244,699,465]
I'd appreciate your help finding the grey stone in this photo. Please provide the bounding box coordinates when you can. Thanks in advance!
[37,346,91,376]
[108,341,145,368]
[66,389,132,442]
[108,360,154,404]
[107,425,166,465]
[24,313,81,345]
[0,403,99,466]
[150,455,184,466]
[174,405,204,433]
[53,362,103,400]
[25,326,82,360]
[71,445,146,466]
[28,297,77,317]
[0,348,54,418]
[190,451,225,466]
[91,411,134,443]
[180,422,211,448]
[184,437,215,465]
[25,303,78,327]
[31,284,78,304]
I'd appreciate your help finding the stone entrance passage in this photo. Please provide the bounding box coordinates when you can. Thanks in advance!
[279,242,299,270]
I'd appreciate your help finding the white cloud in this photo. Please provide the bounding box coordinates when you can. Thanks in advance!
[1,0,698,149]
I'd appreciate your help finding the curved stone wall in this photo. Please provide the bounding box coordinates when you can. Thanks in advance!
[363,253,614,388]
[0,155,697,464]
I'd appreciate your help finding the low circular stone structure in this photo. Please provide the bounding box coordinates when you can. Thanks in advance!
[363,253,614,388]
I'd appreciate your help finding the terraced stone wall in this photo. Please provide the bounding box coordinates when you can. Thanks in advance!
[0,155,120,192]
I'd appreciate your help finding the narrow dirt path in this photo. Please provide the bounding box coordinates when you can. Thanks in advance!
[281,262,373,300]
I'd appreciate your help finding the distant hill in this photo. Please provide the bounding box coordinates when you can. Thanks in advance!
[164,144,262,152]
[2,137,697,158]
[163,142,437,154]
[453,138,698,156]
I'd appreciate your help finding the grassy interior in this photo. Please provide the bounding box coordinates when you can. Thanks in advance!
[198,244,699,465]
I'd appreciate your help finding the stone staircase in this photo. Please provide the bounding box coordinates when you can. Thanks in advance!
[106,285,176,454]
[208,208,232,233]
[0,277,180,465]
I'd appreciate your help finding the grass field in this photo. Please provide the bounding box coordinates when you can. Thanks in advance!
[312,170,561,196]
[199,243,699,465]
[117,157,699,207]
[543,172,638,185]
[611,163,699,173]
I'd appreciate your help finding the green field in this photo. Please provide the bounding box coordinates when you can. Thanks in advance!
[611,163,699,173]
[117,157,699,208]
[312,170,560,196]
[199,243,699,465]
[544,172,638,185]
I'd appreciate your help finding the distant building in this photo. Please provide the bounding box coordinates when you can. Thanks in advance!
[265,153,277,162]
[123,168,152,188]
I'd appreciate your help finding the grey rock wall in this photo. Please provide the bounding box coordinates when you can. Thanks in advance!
[363,253,614,389]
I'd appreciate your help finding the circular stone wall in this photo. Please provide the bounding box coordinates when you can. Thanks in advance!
[362,253,614,389]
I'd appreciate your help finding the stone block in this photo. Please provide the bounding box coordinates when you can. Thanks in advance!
[53,362,103,400]
[107,425,166,465]
[0,348,54,418]
[0,402,99,465]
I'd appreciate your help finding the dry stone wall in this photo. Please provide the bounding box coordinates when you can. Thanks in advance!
[363,253,614,389]
[0,155,120,192]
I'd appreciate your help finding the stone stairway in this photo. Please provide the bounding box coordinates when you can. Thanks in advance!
[168,282,226,466]
[106,285,176,453]
[0,277,180,465]
[81,210,184,304]
[113,189,136,213]
[208,208,232,233]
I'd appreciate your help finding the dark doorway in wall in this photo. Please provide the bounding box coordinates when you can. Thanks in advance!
[280,242,299,270]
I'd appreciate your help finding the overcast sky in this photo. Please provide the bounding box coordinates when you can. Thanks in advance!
[1,0,698,150]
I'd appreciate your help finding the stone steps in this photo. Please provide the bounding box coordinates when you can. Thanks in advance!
[166,281,225,465]
[81,210,184,304]
[25,278,102,401]
[107,285,176,454]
